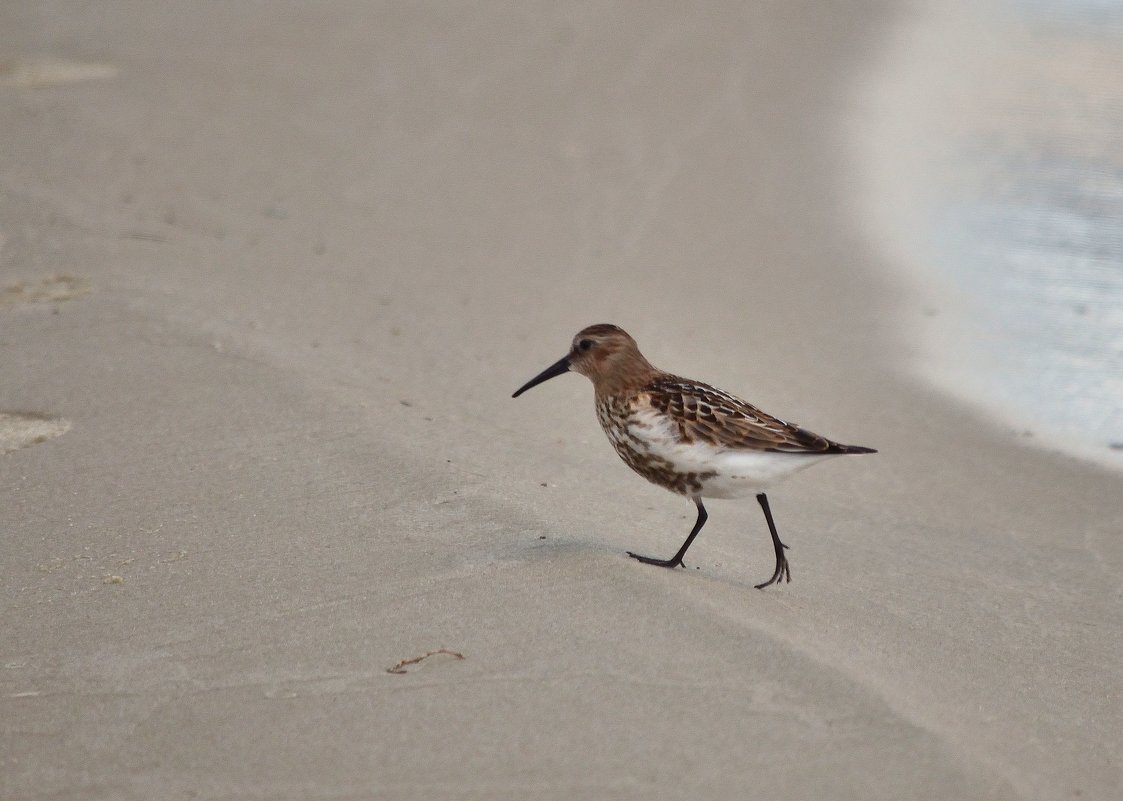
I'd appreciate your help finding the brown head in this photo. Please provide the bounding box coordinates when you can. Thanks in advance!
[512,324,658,398]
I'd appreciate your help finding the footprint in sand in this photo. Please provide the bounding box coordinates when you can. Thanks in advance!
[0,275,89,304]
[0,58,118,88]
[0,413,70,454]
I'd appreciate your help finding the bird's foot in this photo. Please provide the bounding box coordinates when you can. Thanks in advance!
[754,552,792,589]
[627,551,684,569]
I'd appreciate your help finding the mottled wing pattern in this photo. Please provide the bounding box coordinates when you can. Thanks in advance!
[646,375,846,454]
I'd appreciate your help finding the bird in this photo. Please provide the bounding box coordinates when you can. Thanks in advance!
[512,324,876,588]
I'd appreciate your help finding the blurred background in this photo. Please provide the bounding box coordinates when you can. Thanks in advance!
[855,0,1123,469]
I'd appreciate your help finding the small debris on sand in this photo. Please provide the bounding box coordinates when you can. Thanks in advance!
[386,648,464,675]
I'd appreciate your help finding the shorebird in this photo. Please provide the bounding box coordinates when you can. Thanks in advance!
[512,324,876,588]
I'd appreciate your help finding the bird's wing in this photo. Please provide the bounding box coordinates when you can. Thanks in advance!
[645,376,841,454]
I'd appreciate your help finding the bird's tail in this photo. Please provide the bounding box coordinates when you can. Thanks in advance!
[835,443,877,454]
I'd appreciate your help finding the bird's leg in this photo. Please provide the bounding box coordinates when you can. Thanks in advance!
[754,492,791,589]
[628,498,707,569]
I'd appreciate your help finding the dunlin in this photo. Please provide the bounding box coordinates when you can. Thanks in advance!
[512,324,876,588]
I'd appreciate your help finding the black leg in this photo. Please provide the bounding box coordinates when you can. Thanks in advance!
[754,492,791,589]
[628,498,707,569]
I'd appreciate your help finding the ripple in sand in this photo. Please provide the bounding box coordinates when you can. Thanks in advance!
[0,413,71,454]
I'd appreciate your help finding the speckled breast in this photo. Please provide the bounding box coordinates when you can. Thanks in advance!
[595,395,714,497]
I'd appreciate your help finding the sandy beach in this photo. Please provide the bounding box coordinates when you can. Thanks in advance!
[2,2,1121,799]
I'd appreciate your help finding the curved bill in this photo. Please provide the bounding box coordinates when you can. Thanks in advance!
[512,355,571,398]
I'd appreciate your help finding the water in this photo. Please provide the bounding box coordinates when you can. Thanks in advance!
[856,0,1123,469]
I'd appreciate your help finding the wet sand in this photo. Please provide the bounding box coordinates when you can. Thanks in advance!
[2,3,1121,799]
[851,0,1123,471]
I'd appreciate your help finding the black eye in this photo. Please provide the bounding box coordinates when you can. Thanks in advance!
[578,339,594,351]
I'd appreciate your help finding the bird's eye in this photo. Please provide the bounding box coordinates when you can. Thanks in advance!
[578,339,594,351]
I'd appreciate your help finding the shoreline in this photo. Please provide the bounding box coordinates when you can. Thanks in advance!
[848,0,1123,473]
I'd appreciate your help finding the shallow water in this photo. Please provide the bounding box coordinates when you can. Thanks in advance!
[856,0,1123,469]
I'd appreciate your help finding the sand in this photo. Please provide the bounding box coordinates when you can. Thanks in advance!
[1,2,1120,800]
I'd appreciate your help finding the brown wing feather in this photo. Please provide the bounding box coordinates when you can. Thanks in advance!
[646,376,849,454]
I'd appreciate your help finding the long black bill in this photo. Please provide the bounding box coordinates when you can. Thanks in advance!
[512,355,571,398]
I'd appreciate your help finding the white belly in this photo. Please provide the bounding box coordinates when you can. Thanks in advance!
[689,448,838,497]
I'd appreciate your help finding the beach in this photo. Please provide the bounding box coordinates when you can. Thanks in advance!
[2,2,1121,800]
